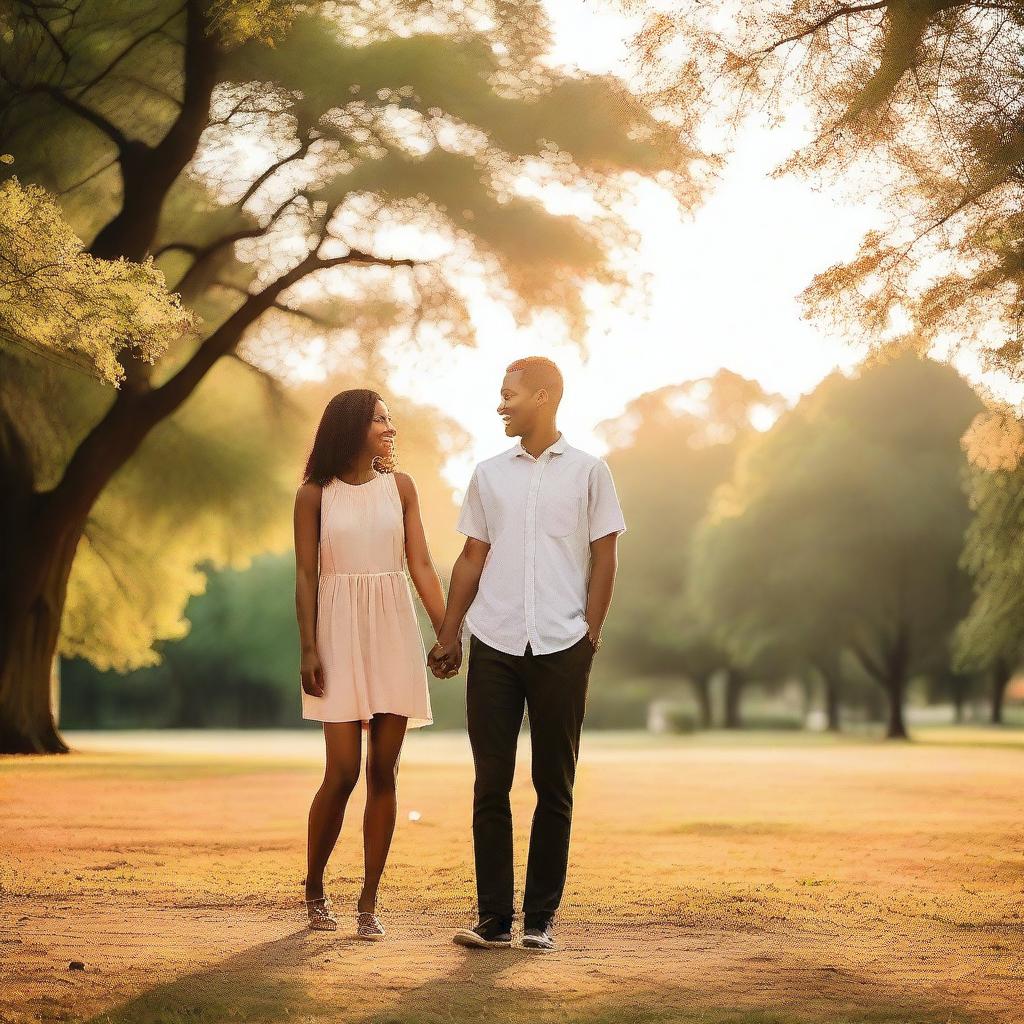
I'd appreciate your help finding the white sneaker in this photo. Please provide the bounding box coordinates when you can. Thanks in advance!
[522,925,555,951]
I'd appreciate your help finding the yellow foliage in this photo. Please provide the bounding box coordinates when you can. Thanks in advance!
[205,0,301,46]
[59,355,305,670]
[961,409,1024,473]
[0,175,197,387]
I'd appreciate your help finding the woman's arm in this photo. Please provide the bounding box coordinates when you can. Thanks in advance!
[294,482,324,696]
[395,472,447,636]
[431,537,489,670]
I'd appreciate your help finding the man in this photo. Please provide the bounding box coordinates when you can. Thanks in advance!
[428,356,627,952]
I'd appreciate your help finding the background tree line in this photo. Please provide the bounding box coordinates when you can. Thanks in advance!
[60,350,1024,738]
[7,1,1024,747]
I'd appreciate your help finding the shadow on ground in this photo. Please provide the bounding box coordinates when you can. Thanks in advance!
[82,927,976,1024]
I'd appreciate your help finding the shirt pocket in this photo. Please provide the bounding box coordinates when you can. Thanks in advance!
[540,492,581,538]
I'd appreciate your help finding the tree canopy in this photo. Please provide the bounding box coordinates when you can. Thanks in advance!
[954,456,1024,720]
[0,1,705,751]
[598,370,786,725]
[627,1,1024,457]
[689,351,983,738]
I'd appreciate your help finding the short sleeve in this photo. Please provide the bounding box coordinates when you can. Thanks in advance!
[456,465,490,543]
[587,459,627,542]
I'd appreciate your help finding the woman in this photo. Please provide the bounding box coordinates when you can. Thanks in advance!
[294,388,454,939]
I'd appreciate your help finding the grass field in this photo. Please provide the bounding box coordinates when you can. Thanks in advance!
[2,729,1022,1024]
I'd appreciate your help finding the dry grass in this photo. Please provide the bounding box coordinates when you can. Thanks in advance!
[1,729,1022,1024]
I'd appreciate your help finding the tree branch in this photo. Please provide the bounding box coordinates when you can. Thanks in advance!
[151,0,221,169]
[758,2,890,56]
[43,244,425,524]
[847,627,888,681]
[235,136,314,209]
[213,281,349,329]
[31,84,132,154]
[75,5,187,97]
[168,190,312,295]
[225,350,302,423]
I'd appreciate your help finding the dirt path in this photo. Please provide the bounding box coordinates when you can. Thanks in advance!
[2,731,1022,1023]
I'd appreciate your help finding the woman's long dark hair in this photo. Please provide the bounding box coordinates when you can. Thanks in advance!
[302,389,397,486]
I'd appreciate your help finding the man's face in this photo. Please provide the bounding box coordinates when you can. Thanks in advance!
[497,371,536,437]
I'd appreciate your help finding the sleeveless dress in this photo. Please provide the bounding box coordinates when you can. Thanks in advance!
[301,471,433,729]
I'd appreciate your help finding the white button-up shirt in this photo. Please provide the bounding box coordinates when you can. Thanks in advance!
[455,432,627,656]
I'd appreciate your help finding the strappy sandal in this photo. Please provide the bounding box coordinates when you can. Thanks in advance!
[356,910,385,940]
[304,895,338,931]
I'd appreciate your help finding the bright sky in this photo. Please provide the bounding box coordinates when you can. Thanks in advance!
[283,1,1020,494]
[386,0,884,491]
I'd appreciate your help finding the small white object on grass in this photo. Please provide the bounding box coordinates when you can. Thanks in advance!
[408,810,422,822]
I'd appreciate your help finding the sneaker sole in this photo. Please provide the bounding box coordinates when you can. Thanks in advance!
[521,937,555,951]
[453,929,512,949]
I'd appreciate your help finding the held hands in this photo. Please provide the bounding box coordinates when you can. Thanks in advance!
[428,634,462,679]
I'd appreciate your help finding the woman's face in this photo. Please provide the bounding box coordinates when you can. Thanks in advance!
[368,400,397,460]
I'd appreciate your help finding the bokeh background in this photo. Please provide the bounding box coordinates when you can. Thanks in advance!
[5,1,1024,752]
[5,5,1024,1023]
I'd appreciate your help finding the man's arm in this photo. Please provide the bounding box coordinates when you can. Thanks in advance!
[431,537,490,672]
[584,457,626,650]
[585,533,619,648]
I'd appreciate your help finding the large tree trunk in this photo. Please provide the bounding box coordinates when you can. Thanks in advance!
[0,386,145,752]
[0,391,198,752]
[0,406,73,751]
[722,667,744,729]
[0,492,85,753]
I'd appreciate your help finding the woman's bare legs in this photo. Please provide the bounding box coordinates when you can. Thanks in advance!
[357,713,408,914]
[305,721,362,902]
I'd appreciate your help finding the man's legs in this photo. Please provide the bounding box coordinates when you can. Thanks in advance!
[522,634,593,927]
[466,634,527,921]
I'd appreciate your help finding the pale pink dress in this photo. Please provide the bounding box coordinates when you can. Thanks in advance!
[301,472,432,729]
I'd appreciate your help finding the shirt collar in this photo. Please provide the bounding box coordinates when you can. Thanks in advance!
[511,432,568,460]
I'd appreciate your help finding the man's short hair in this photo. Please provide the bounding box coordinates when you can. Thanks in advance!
[506,356,563,407]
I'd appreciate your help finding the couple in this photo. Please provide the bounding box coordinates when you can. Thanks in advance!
[293,356,627,950]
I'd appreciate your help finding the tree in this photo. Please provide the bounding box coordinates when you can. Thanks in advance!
[629,2,1024,460]
[0,170,196,385]
[954,454,1024,724]
[0,2,700,751]
[598,370,786,728]
[690,351,982,739]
